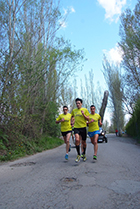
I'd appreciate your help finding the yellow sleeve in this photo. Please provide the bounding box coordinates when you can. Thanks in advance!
[71,110,74,117]
[56,115,61,121]
[85,109,90,116]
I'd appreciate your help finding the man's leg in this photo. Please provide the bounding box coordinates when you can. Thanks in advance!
[80,135,84,156]
[82,140,87,154]
[74,133,81,163]
[72,131,75,145]
[81,128,87,161]
[65,132,71,153]
[63,136,66,145]
[91,134,98,158]
[75,133,80,155]
[63,136,68,160]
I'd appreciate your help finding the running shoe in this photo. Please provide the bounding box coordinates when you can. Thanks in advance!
[83,154,87,162]
[65,154,68,160]
[93,155,97,160]
[81,153,84,158]
[75,155,81,163]
[69,144,71,152]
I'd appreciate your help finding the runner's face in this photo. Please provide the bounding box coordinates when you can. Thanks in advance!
[63,108,68,114]
[91,106,95,114]
[76,101,82,109]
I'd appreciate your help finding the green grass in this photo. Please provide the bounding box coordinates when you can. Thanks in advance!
[0,135,64,162]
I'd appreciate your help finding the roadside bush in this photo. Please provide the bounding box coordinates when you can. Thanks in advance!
[126,98,140,142]
[0,134,64,162]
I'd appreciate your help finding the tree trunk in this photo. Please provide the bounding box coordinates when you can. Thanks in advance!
[99,90,109,124]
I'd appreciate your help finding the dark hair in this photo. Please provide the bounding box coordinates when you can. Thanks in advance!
[90,105,95,108]
[63,106,68,109]
[75,98,83,103]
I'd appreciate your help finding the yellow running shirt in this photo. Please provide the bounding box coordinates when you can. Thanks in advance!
[56,113,72,132]
[71,108,89,128]
[88,113,101,132]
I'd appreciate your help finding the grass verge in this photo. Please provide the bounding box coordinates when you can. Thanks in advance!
[0,135,64,162]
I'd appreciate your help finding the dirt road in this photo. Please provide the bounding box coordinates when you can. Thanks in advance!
[0,134,140,209]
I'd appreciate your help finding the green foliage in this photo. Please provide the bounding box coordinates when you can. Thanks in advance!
[43,101,60,137]
[37,135,64,150]
[125,98,140,142]
[0,135,64,161]
[0,129,8,144]
[119,0,140,138]
[0,129,9,152]
[119,1,140,113]
[0,0,85,151]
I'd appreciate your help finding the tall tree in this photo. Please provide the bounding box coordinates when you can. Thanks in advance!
[103,57,124,135]
[119,0,140,114]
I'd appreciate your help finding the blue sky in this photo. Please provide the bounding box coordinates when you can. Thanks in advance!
[58,0,138,122]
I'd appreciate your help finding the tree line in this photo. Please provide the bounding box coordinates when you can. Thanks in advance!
[102,0,140,140]
[0,0,86,155]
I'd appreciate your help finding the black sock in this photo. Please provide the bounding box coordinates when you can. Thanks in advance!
[83,147,86,155]
[76,145,80,155]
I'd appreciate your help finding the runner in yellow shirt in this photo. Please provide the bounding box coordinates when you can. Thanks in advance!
[71,98,89,163]
[87,105,102,161]
[56,106,72,160]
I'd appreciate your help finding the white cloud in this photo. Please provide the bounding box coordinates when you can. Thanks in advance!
[103,44,123,64]
[70,6,75,13]
[97,0,126,22]
[63,6,75,15]
[63,8,68,15]
[60,7,75,29]
[59,20,67,28]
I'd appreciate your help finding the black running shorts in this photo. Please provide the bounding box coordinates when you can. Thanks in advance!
[74,127,87,141]
[61,130,72,137]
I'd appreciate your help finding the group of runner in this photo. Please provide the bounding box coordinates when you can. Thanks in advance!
[56,98,102,163]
